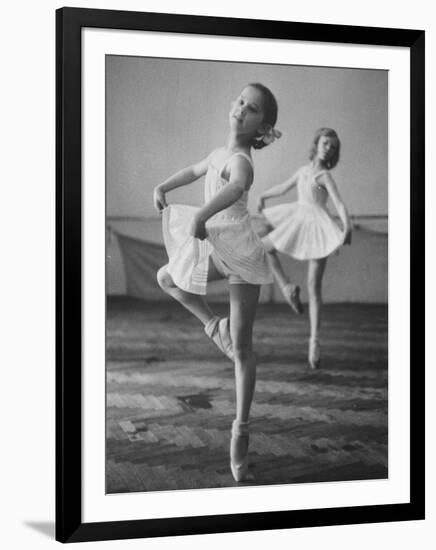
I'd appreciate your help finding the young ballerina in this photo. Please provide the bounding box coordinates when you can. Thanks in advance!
[153,83,281,482]
[257,128,352,369]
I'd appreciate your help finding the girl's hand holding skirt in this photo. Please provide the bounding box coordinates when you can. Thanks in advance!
[153,187,167,213]
[189,215,207,241]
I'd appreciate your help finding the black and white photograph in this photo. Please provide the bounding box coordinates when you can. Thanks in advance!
[2,0,431,547]
[52,6,425,544]
[105,55,389,493]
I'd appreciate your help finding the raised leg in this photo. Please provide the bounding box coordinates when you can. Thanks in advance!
[156,260,222,325]
[262,236,289,288]
[262,236,303,314]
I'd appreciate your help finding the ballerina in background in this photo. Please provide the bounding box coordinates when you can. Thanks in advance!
[153,83,281,481]
[257,128,352,369]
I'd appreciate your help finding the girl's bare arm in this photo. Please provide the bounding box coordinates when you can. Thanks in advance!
[321,172,352,241]
[153,156,210,212]
[190,156,252,239]
[257,170,300,211]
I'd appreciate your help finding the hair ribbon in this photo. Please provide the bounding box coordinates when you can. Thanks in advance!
[262,127,282,145]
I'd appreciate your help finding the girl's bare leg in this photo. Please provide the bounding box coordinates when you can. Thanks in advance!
[156,260,223,325]
[262,236,303,314]
[307,258,327,368]
[262,236,289,288]
[229,283,260,464]
[307,258,327,338]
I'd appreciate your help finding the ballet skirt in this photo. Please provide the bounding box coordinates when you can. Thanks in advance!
[162,148,273,295]
[263,165,344,260]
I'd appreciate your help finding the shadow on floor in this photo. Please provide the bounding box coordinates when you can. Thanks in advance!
[24,521,54,539]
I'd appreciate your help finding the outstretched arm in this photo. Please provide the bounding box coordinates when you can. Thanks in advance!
[321,172,352,244]
[256,170,300,212]
[153,155,210,212]
[190,156,253,240]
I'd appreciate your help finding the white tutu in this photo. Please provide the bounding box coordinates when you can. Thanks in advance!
[162,204,272,294]
[263,165,344,260]
[161,149,273,295]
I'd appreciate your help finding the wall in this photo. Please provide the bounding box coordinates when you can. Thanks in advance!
[107,219,388,302]
[106,57,388,302]
[107,57,388,218]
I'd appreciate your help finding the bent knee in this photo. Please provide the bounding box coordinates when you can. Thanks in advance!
[156,265,174,291]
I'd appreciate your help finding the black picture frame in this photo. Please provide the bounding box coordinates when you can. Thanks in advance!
[56,6,425,543]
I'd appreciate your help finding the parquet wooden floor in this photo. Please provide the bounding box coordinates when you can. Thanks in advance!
[106,298,388,493]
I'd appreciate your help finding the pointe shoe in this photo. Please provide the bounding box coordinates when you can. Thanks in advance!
[230,420,250,482]
[308,337,321,369]
[204,316,234,361]
[281,283,303,315]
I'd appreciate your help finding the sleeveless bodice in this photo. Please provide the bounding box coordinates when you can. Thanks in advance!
[262,164,344,261]
[205,150,252,222]
[161,147,272,294]
[297,165,329,207]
